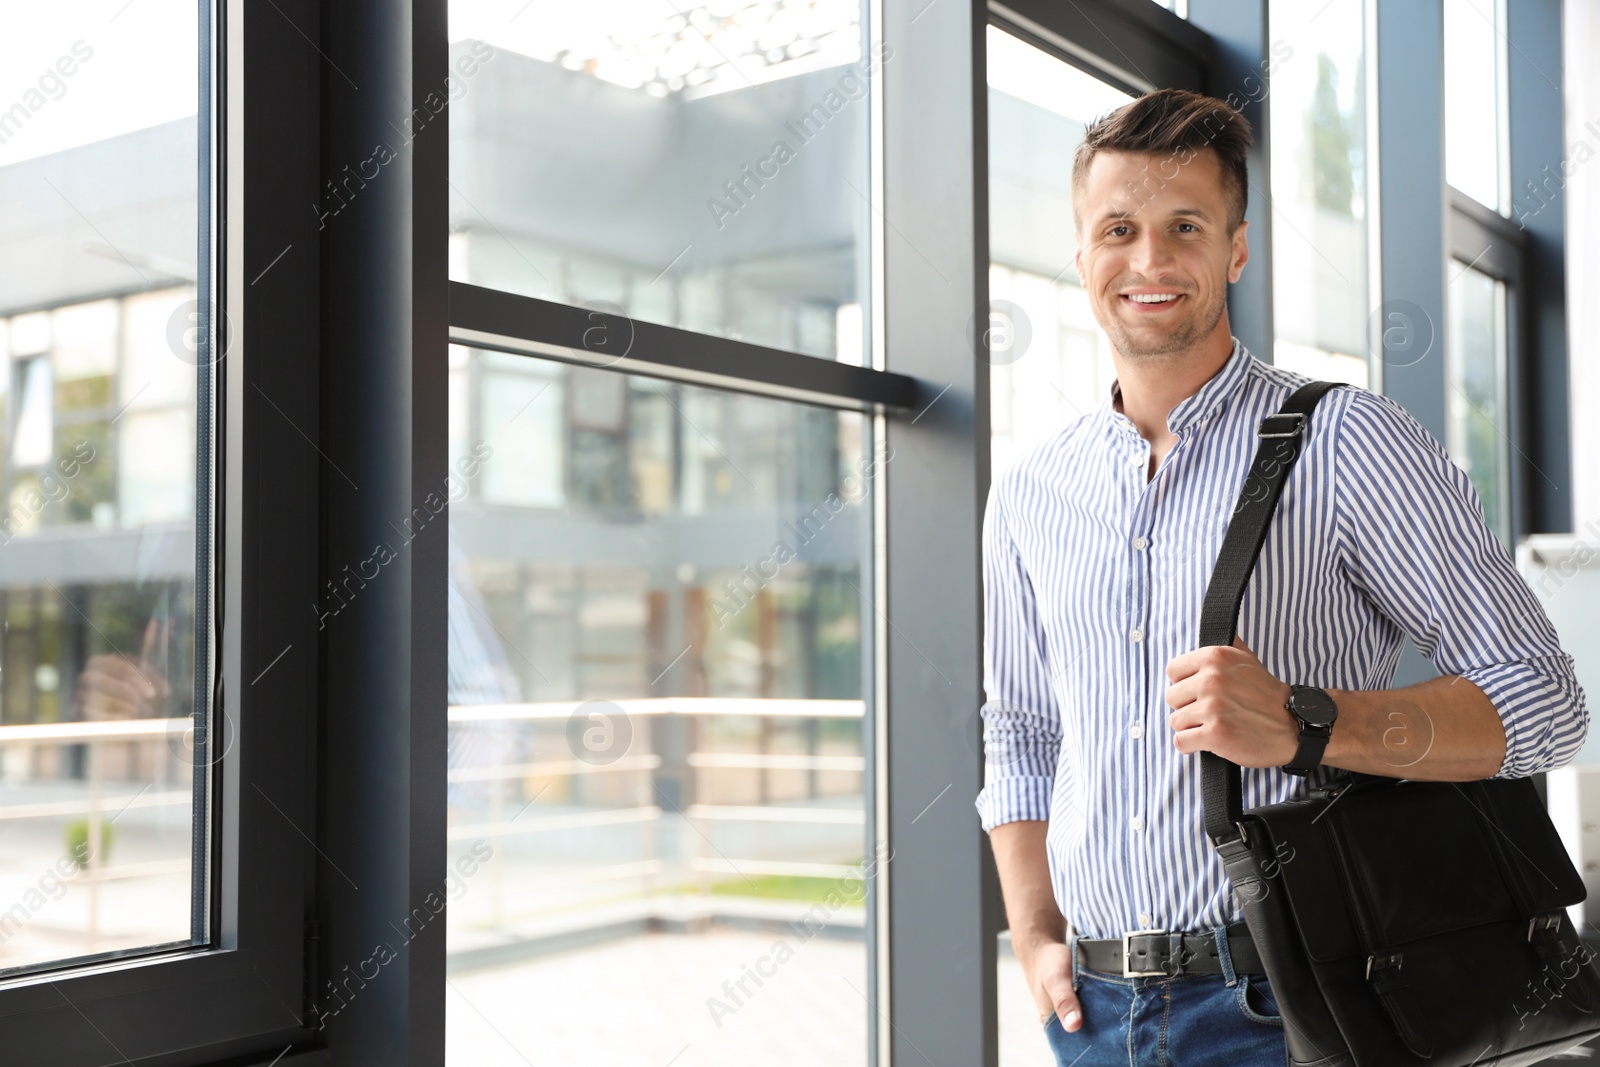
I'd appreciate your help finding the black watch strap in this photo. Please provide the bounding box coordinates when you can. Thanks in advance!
[1284,727,1331,777]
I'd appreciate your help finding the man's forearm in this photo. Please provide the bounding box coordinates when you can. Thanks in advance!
[989,819,1066,962]
[1322,675,1507,781]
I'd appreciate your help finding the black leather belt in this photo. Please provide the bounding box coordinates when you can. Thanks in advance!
[1075,922,1264,977]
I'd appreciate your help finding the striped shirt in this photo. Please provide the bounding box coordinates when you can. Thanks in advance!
[974,337,1589,940]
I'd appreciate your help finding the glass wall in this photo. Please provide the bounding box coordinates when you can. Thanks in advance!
[1267,0,1371,386]
[444,349,877,1064]
[0,0,204,974]
[1444,262,1510,546]
[986,26,1131,487]
[446,0,874,362]
[1444,0,1507,213]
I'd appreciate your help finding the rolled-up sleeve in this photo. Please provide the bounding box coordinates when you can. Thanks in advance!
[974,480,1063,832]
[1331,389,1589,779]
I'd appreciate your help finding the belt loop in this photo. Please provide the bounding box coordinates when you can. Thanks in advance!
[1166,931,1183,977]
[1068,921,1082,992]
[1214,923,1239,987]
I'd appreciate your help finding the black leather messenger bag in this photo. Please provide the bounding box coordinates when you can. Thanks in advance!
[1200,380,1600,1066]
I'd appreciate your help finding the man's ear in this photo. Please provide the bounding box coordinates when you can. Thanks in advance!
[1073,245,1084,286]
[1227,219,1250,284]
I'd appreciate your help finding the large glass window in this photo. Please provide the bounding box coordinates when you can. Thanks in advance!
[445,349,878,1064]
[1268,0,1372,386]
[446,1,874,362]
[986,26,1131,485]
[0,1,206,974]
[1444,261,1511,546]
[1444,0,1507,213]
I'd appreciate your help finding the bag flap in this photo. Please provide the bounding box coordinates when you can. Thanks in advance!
[1247,797,1364,962]
[1250,776,1584,963]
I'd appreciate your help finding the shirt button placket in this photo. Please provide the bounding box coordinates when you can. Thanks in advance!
[1127,484,1154,934]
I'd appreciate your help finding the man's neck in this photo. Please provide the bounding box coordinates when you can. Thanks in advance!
[1110,331,1236,445]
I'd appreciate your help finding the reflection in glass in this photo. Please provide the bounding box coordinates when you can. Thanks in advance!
[0,0,202,974]
[1445,264,1510,546]
[986,26,1131,483]
[445,348,875,1064]
[1268,0,1371,385]
[446,0,874,361]
[1444,0,1504,212]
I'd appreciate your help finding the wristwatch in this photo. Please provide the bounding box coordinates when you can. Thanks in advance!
[1283,685,1339,776]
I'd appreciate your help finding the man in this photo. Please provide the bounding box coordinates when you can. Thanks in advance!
[975,87,1588,1066]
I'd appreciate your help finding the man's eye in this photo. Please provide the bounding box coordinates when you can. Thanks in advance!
[1107,225,1131,237]
[1176,222,1199,233]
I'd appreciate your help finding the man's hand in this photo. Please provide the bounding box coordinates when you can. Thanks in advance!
[73,618,172,721]
[989,820,1086,1032]
[1021,938,1083,1032]
[1164,636,1296,767]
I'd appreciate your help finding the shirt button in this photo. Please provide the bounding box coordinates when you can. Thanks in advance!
[1129,627,1144,643]
[1130,724,1143,739]
[1131,815,1145,831]
[1130,457,1143,470]
[1139,912,1152,926]
[1132,535,1148,550]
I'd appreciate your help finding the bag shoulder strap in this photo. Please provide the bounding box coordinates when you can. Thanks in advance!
[1200,379,1341,846]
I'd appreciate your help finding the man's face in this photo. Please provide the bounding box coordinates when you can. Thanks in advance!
[1073,149,1249,362]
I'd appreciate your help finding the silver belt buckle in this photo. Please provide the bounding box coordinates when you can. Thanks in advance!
[1121,928,1170,977]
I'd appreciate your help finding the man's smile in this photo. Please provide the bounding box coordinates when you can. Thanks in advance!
[1119,290,1187,313]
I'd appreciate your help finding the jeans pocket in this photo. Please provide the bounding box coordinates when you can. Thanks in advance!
[1234,973,1284,1027]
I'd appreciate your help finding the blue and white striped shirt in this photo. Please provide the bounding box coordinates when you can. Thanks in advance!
[974,337,1589,940]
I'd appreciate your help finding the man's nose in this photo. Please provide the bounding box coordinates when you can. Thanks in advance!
[1126,229,1174,277]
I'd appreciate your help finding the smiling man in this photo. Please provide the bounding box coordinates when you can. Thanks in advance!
[974,88,1588,1066]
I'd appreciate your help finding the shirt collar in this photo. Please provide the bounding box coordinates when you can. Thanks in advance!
[1101,336,1253,438]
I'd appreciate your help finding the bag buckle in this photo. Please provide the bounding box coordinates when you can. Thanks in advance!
[1257,412,1306,439]
[1528,912,1563,942]
[1121,929,1171,977]
[1365,951,1403,981]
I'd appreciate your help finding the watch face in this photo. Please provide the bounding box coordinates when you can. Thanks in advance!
[1290,686,1338,728]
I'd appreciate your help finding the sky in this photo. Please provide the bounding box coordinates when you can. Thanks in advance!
[0,0,198,168]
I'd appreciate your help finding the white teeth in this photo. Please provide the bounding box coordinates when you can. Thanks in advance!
[1126,293,1179,303]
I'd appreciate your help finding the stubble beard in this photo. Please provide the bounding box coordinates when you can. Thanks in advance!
[1103,284,1228,366]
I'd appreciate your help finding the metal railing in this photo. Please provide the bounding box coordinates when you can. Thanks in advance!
[446,698,869,943]
[0,717,191,957]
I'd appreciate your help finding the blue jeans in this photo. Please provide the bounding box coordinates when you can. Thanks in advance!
[1042,924,1287,1066]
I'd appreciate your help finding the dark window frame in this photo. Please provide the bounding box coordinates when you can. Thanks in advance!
[0,0,324,1062]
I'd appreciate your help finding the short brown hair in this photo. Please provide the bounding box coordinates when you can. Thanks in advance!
[1071,88,1253,232]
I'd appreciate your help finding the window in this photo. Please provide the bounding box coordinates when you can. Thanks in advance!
[446,0,874,362]
[441,3,901,1063]
[444,363,880,1063]
[0,0,205,978]
[1444,261,1511,546]
[986,25,1132,485]
[1444,0,1508,214]
[1268,0,1373,385]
